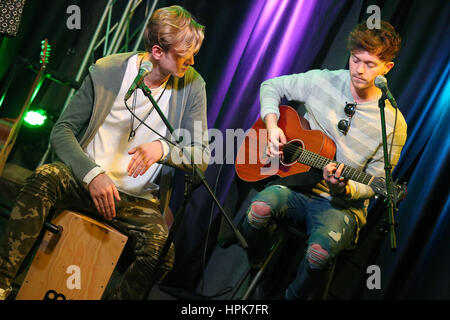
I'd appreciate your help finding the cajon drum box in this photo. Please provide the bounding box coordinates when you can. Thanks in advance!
[16,210,128,300]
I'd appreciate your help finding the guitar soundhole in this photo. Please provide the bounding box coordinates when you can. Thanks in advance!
[281,139,304,166]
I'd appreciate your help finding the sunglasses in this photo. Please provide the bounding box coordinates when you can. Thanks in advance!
[337,102,357,135]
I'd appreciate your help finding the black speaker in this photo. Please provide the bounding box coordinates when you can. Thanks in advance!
[0,0,26,37]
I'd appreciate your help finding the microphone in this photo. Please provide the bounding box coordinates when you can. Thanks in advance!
[374,75,397,109]
[124,61,153,101]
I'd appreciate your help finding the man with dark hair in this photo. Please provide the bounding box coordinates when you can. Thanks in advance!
[240,20,407,299]
[0,5,209,300]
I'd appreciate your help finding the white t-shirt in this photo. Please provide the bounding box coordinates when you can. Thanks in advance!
[83,54,172,200]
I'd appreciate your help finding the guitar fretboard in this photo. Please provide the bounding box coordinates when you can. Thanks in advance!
[297,148,374,186]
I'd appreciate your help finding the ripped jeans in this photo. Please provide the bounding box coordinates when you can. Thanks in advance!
[245,184,357,299]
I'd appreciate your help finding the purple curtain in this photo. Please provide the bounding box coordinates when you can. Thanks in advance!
[168,0,450,300]
[169,0,354,288]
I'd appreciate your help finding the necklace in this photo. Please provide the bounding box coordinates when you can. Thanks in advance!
[128,56,170,142]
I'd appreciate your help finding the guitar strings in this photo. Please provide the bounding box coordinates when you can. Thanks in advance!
[276,142,372,182]
[255,139,397,195]
[262,137,397,195]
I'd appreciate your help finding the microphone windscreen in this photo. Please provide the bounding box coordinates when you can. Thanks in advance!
[374,75,387,89]
[140,61,153,73]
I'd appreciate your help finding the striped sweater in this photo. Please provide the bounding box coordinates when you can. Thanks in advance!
[260,69,407,228]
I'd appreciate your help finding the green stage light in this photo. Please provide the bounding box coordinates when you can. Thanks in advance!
[24,109,47,127]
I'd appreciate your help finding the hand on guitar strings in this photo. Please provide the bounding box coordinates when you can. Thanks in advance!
[323,163,349,196]
[266,126,287,158]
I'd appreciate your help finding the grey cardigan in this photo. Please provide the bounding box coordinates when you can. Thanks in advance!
[50,52,210,213]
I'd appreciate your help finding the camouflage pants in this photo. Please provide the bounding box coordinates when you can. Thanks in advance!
[0,162,174,300]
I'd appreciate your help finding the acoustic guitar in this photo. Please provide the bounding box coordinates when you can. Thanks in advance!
[235,105,406,203]
[0,39,51,175]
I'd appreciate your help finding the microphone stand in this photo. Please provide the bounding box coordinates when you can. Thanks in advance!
[137,83,248,299]
[378,93,397,250]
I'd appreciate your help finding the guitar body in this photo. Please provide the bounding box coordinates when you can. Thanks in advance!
[235,105,336,182]
[235,105,407,202]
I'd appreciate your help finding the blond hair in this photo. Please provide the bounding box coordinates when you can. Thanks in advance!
[143,5,205,55]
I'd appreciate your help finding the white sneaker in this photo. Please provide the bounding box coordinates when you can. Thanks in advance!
[0,286,12,300]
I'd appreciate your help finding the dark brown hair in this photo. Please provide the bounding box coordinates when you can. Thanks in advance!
[347,20,401,62]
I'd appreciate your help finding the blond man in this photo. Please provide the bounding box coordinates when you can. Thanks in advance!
[0,5,209,300]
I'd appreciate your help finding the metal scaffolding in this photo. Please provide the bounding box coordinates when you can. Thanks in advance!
[38,0,159,166]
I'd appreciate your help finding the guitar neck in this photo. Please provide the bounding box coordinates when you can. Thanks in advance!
[17,68,46,124]
[298,149,374,186]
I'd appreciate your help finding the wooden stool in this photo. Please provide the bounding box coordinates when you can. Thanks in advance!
[16,210,128,300]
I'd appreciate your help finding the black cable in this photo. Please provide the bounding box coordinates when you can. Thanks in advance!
[199,159,224,294]
[125,88,242,299]
[124,98,177,147]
